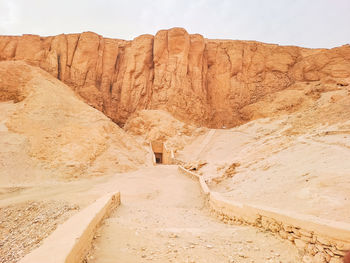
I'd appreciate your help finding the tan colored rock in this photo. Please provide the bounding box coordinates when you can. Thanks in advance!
[301,235,313,243]
[283,224,293,232]
[268,222,281,232]
[294,239,307,250]
[288,235,295,241]
[303,255,314,263]
[306,244,318,256]
[317,236,332,246]
[329,257,343,263]
[313,252,327,263]
[316,244,325,252]
[335,241,350,251]
[1,29,350,128]
[300,230,313,238]
[279,230,288,239]
[325,249,335,258]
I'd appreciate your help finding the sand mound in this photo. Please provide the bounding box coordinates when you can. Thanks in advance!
[0,61,150,185]
[179,79,350,223]
[124,109,206,150]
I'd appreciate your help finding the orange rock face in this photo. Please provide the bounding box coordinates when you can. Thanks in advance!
[1,28,349,128]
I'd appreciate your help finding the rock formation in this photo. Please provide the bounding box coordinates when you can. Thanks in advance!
[0,28,349,128]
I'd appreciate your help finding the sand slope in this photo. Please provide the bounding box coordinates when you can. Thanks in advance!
[0,61,150,185]
[179,79,350,223]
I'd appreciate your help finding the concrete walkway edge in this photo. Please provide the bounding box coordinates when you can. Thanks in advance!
[19,192,121,263]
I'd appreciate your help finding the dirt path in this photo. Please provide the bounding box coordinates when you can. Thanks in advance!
[87,166,301,263]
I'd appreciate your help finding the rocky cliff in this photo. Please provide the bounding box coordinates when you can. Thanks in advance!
[1,28,349,128]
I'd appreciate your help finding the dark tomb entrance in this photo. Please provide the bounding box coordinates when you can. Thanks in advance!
[155,152,163,164]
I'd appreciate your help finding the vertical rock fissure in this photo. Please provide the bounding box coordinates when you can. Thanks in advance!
[57,54,61,80]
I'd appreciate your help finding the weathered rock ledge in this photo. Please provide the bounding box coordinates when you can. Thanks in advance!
[1,28,349,127]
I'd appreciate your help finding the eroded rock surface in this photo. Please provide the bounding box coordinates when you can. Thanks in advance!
[1,28,350,127]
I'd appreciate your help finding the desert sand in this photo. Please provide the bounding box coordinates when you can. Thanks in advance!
[86,166,301,263]
[0,61,150,186]
[179,79,350,224]
[0,28,349,263]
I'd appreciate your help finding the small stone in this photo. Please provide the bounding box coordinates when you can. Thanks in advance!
[283,225,293,232]
[306,244,317,256]
[292,228,301,236]
[334,250,346,257]
[238,253,248,258]
[313,252,327,263]
[315,244,324,252]
[269,222,281,232]
[279,230,288,239]
[288,235,295,241]
[335,241,350,251]
[329,257,343,263]
[302,255,313,263]
[325,248,334,257]
[294,239,307,250]
[300,235,313,243]
[317,236,331,246]
[300,230,313,238]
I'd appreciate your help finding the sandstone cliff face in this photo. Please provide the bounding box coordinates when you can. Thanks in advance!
[1,28,349,128]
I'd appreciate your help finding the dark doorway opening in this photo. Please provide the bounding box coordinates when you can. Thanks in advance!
[155,152,163,164]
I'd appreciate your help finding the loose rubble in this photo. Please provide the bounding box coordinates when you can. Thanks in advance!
[0,201,79,263]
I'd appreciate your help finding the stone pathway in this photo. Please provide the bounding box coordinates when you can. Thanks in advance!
[87,166,301,263]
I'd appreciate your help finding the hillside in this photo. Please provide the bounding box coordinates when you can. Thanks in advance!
[0,61,150,185]
[178,78,350,223]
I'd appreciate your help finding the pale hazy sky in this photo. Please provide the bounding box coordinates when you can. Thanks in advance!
[0,0,349,48]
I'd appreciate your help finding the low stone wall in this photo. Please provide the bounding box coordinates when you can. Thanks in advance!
[19,192,121,263]
[162,143,174,164]
[149,142,156,165]
[178,166,350,263]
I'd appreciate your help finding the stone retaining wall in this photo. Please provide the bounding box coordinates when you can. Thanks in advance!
[178,166,350,263]
[19,192,120,263]
[149,142,157,165]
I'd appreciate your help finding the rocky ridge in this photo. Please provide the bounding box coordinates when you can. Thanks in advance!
[1,28,349,128]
